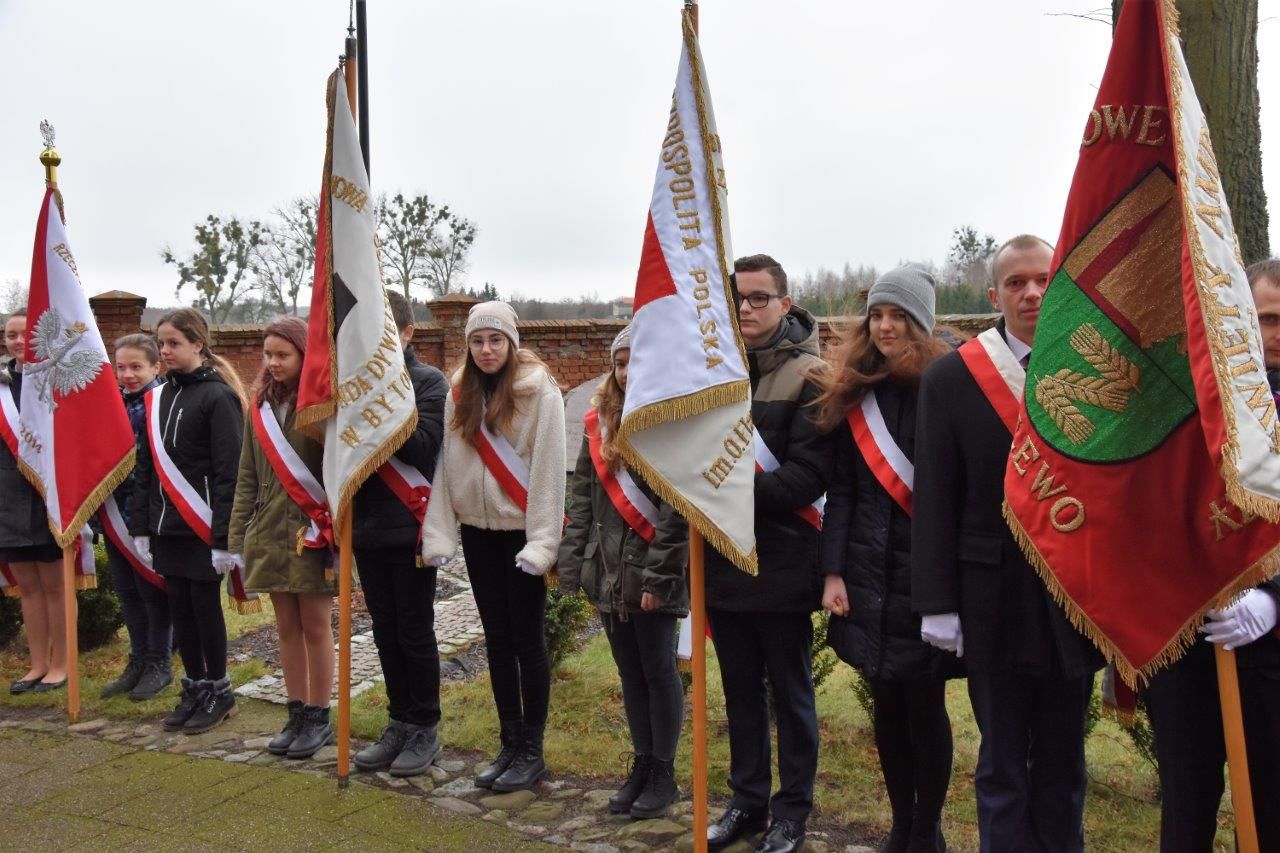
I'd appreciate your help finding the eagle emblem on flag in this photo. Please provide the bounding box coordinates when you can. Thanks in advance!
[24,308,104,410]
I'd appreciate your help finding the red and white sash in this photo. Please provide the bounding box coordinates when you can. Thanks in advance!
[376,456,432,526]
[584,408,660,543]
[146,384,258,611]
[250,400,333,554]
[957,327,1026,435]
[0,382,19,463]
[752,432,825,530]
[846,390,914,516]
[98,495,164,591]
[453,386,563,522]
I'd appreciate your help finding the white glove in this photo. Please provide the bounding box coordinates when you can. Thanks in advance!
[1201,589,1279,650]
[516,557,542,576]
[133,536,152,562]
[431,556,448,567]
[211,549,235,576]
[921,612,964,658]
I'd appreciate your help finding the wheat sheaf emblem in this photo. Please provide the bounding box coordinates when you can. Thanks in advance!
[1035,324,1141,444]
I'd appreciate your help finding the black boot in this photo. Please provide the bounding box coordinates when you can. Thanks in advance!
[268,700,305,756]
[354,721,409,772]
[389,724,440,777]
[129,656,174,700]
[905,820,945,853]
[630,757,678,819]
[608,754,652,814]
[491,722,547,792]
[162,677,203,731]
[183,677,237,734]
[287,704,333,759]
[880,816,912,853]
[100,655,145,699]
[475,718,522,789]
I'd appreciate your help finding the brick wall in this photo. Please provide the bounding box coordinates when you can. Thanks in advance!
[86,291,998,389]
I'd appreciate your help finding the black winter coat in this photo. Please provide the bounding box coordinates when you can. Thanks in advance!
[822,379,962,681]
[558,431,689,617]
[128,366,244,551]
[0,360,55,550]
[705,307,833,613]
[352,348,448,549]
[911,320,1101,678]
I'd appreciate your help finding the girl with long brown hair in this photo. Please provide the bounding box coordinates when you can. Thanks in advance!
[128,307,245,734]
[558,326,688,819]
[228,316,335,758]
[421,301,565,792]
[812,265,959,853]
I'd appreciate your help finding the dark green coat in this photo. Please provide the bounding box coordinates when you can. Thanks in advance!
[558,434,689,617]
[228,400,333,595]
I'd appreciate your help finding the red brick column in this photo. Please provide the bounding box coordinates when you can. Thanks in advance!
[88,290,147,351]
[427,293,480,373]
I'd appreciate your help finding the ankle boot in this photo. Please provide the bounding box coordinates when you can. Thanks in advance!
[630,757,678,819]
[389,724,440,777]
[475,718,522,788]
[354,720,409,772]
[129,656,174,700]
[162,677,203,731]
[491,722,546,792]
[880,816,913,853]
[608,754,652,813]
[100,655,145,699]
[268,700,306,756]
[287,704,333,759]
[183,677,237,734]
[904,819,944,853]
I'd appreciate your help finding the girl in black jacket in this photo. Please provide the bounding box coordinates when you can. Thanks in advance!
[558,326,689,820]
[2,312,69,696]
[129,309,246,734]
[811,266,957,853]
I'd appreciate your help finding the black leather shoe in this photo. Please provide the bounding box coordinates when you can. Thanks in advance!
[756,818,805,853]
[163,678,203,731]
[389,724,440,777]
[128,657,174,701]
[287,705,333,759]
[608,753,651,814]
[707,807,767,849]
[475,718,522,788]
[9,674,46,695]
[32,677,67,694]
[100,656,145,698]
[354,721,408,772]
[629,757,678,819]
[268,700,306,756]
[491,723,547,792]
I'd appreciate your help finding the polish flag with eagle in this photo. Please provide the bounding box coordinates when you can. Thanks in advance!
[617,7,756,575]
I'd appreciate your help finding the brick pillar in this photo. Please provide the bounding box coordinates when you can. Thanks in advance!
[88,290,147,351]
[427,292,481,372]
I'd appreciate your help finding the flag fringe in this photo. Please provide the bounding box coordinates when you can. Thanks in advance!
[14,443,135,550]
[617,435,757,577]
[2,587,20,598]
[1002,499,1280,688]
[233,597,263,615]
[618,381,749,439]
[333,407,419,533]
[543,568,559,590]
[1100,702,1137,728]
[73,575,97,591]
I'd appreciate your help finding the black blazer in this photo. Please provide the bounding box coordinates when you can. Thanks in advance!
[911,320,1102,679]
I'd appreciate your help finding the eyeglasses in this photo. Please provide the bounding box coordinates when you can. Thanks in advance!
[740,291,783,309]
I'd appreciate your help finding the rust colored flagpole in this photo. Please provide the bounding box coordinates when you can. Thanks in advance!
[683,6,708,850]
[1214,645,1259,852]
[335,40,358,790]
[62,546,79,722]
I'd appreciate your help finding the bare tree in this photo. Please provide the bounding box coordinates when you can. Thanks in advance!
[161,215,267,325]
[1,279,26,314]
[376,192,478,300]
[252,197,317,316]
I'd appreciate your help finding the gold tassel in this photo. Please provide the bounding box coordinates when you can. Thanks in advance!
[1100,703,1137,729]
[324,566,336,584]
[677,657,692,674]
[296,527,308,557]
[543,567,559,590]
[234,598,263,615]
[73,575,97,591]
[2,586,21,598]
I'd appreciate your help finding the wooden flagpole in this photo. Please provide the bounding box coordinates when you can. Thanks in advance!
[1214,645,1258,852]
[62,545,79,723]
[335,49,359,789]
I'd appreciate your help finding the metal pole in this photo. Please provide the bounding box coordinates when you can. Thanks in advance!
[356,0,371,178]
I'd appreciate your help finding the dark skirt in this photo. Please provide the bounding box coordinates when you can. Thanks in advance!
[152,534,217,582]
[0,543,62,563]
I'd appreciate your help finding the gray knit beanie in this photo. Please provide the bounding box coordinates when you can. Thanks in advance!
[610,325,632,360]
[867,263,936,332]
[464,301,520,348]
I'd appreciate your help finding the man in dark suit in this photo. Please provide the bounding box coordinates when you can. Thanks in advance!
[912,235,1102,853]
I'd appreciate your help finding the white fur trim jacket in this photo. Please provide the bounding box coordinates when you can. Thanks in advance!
[421,358,566,574]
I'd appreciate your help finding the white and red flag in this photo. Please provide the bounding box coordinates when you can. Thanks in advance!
[16,183,134,555]
[296,69,416,526]
[619,9,756,575]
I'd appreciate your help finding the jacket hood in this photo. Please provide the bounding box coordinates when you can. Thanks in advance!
[751,306,821,373]
[166,365,224,387]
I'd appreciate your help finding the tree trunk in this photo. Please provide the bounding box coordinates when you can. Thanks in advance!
[1113,0,1270,262]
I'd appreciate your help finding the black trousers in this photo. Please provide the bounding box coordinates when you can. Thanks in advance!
[460,525,550,728]
[1144,640,1280,853]
[966,669,1093,853]
[869,676,953,830]
[165,576,227,681]
[707,608,819,824]
[355,544,441,728]
[105,538,172,662]
[602,610,683,762]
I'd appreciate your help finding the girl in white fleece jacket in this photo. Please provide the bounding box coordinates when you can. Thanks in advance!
[421,301,565,792]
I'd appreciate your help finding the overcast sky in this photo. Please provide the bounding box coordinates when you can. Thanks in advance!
[2,1,1278,309]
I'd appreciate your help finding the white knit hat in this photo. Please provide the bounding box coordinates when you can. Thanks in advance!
[464,301,520,348]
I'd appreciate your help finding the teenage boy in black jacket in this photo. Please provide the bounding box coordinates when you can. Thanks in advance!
[351,290,449,779]
[704,255,833,853]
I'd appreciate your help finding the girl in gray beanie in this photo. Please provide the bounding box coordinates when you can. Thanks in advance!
[808,264,958,853]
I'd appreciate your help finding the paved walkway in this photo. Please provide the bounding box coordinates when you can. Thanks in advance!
[237,556,483,705]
